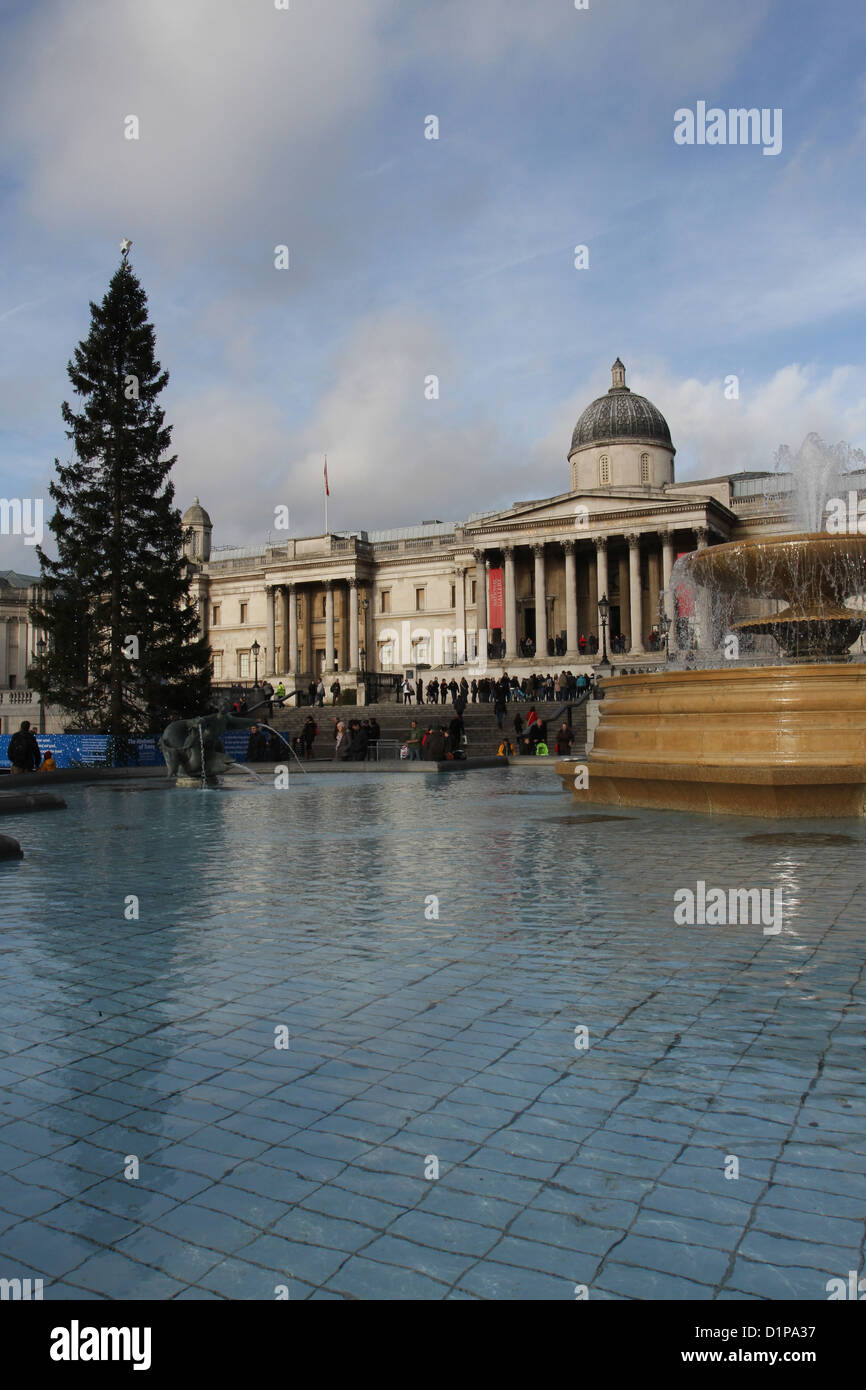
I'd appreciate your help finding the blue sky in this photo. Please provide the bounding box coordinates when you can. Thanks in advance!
[1,0,865,570]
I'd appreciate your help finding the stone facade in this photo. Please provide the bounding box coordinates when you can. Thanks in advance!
[186,360,805,686]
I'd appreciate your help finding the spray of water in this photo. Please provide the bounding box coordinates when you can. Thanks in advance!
[772,433,866,532]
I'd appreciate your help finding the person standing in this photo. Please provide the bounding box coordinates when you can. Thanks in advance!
[302,715,318,759]
[334,721,351,759]
[316,679,325,707]
[261,680,274,718]
[416,677,424,705]
[309,680,318,707]
[424,726,446,761]
[447,712,464,754]
[494,690,506,730]
[407,719,422,760]
[330,678,341,705]
[368,717,381,757]
[7,721,40,774]
[554,722,573,755]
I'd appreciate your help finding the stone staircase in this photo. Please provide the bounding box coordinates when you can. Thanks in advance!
[265,697,589,759]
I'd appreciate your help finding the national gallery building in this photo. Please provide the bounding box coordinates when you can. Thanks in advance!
[183,360,801,687]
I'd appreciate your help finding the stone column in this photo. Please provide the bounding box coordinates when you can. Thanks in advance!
[266,586,276,674]
[595,537,608,639]
[349,578,360,670]
[533,544,546,651]
[648,545,661,638]
[694,526,710,651]
[281,584,291,674]
[324,580,335,672]
[455,566,467,662]
[473,549,487,661]
[661,530,677,653]
[287,584,298,676]
[586,547,598,641]
[563,540,578,656]
[503,546,518,659]
[628,533,645,653]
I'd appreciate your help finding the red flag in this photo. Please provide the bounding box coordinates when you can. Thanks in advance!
[324,456,329,496]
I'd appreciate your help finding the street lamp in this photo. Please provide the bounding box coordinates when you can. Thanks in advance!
[597,593,610,666]
[251,639,261,688]
[659,611,671,660]
[36,637,46,734]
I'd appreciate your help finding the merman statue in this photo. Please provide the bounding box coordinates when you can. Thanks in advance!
[159,703,260,785]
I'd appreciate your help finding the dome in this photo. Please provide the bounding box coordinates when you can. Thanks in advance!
[182,497,212,526]
[570,359,674,454]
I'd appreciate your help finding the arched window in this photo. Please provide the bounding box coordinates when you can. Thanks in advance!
[640,452,652,484]
[599,455,611,485]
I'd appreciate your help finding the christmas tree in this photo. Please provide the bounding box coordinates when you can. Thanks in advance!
[31,247,212,745]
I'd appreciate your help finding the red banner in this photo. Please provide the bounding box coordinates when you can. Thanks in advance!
[674,551,695,617]
[488,567,504,629]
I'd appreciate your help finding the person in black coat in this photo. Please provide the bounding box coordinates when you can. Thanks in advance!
[7,720,40,773]
[424,727,447,760]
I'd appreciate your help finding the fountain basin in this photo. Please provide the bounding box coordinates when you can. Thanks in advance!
[557,665,866,817]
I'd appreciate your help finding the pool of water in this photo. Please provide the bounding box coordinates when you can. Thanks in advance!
[1,768,865,1300]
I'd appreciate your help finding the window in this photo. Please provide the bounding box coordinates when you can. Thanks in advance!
[380,590,391,614]
[640,452,652,484]
[212,652,223,679]
[471,580,477,604]
[415,588,426,612]
[321,596,327,617]
[239,602,248,624]
[379,639,394,668]
[599,455,611,485]
[239,652,250,678]
[211,604,221,626]
[450,584,456,608]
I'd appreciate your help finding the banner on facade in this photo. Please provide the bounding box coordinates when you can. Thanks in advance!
[673,552,695,616]
[488,567,504,629]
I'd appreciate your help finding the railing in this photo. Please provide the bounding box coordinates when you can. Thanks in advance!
[0,688,36,705]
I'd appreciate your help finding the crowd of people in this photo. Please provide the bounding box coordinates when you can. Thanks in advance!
[396,670,597,707]
[332,717,382,761]
[494,708,575,759]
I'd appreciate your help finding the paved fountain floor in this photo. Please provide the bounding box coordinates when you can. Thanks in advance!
[0,767,864,1300]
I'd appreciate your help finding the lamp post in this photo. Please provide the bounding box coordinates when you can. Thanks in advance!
[660,611,671,661]
[251,639,261,688]
[36,636,46,734]
[597,593,610,667]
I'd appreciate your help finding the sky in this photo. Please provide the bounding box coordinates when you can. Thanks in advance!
[1,0,865,571]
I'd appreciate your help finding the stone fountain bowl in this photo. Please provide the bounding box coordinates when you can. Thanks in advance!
[677,532,866,602]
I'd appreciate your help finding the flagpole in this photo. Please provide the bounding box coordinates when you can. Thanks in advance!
[324,454,329,535]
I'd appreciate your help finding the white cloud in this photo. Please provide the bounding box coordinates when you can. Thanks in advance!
[532,360,866,483]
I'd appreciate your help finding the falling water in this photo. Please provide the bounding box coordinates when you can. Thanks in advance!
[199,722,207,789]
[257,723,309,774]
[665,434,866,667]
[227,760,267,784]
[772,433,866,532]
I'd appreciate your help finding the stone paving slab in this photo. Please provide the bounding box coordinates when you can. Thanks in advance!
[1,770,866,1299]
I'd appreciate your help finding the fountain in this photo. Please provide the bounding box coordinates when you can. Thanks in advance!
[159,704,260,787]
[557,435,866,818]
